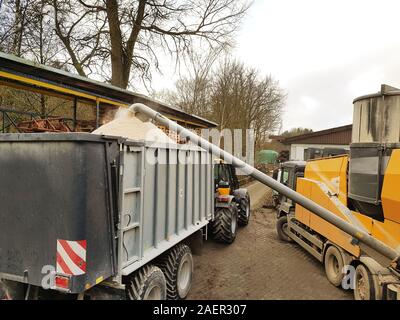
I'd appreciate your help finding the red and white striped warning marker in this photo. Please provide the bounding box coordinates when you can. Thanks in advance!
[56,239,87,276]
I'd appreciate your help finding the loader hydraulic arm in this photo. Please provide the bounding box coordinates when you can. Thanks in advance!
[130,103,400,266]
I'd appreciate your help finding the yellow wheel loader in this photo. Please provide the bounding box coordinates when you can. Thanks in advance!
[212,160,251,244]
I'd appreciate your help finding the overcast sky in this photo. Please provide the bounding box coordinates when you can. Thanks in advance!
[153,0,400,132]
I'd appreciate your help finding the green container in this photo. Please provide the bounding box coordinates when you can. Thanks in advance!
[257,150,278,164]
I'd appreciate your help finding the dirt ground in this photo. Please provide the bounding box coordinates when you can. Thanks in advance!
[188,186,353,300]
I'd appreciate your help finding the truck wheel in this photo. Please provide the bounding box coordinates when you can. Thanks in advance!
[212,206,238,244]
[276,215,293,242]
[238,194,251,226]
[324,246,345,287]
[354,264,376,300]
[276,216,293,242]
[157,243,193,300]
[126,265,166,300]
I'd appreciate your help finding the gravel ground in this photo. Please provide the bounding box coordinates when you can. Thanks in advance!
[188,185,353,300]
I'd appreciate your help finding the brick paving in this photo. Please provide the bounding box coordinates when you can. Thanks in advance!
[188,186,352,300]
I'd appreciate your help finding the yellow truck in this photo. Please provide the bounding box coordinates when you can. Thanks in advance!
[276,85,400,300]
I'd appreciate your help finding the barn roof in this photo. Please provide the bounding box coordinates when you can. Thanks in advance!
[0,52,217,128]
[280,124,352,145]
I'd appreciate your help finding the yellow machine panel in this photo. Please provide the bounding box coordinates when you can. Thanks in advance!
[295,178,360,256]
[304,156,348,206]
[381,149,400,224]
[295,153,400,255]
[371,219,400,252]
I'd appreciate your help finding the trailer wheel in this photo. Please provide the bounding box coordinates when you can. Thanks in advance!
[126,265,166,300]
[212,206,238,244]
[324,246,345,287]
[238,194,251,226]
[276,216,293,243]
[0,281,7,300]
[354,264,376,300]
[157,243,193,300]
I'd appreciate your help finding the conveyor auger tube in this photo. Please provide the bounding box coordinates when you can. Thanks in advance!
[130,103,400,265]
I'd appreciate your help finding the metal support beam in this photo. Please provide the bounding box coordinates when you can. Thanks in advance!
[73,97,77,131]
[130,103,400,264]
[2,111,5,133]
[96,99,100,129]
[4,112,20,133]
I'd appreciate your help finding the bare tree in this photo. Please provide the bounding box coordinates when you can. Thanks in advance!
[169,59,286,149]
[51,0,250,88]
[172,46,224,117]
[53,0,107,77]
[0,0,29,55]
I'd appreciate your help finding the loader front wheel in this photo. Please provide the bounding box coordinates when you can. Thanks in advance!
[276,215,293,243]
[157,243,193,300]
[126,265,166,300]
[212,206,238,244]
[324,246,345,287]
[238,194,251,226]
[354,264,376,300]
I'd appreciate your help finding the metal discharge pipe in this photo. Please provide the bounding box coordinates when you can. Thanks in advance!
[130,103,400,263]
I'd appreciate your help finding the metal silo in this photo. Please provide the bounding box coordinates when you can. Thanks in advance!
[349,84,400,220]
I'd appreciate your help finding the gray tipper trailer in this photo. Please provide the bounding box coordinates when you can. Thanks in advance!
[1,102,400,300]
[0,132,213,299]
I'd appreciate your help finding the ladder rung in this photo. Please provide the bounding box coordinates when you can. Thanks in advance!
[124,187,141,194]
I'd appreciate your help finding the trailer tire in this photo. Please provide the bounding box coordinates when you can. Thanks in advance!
[157,243,193,300]
[238,194,251,226]
[126,265,166,300]
[276,216,293,243]
[212,206,238,244]
[354,264,376,300]
[0,281,7,300]
[324,246,345,287]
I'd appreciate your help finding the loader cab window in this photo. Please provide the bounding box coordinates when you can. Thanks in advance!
[214,164,239,190]
[281,168,289,186]
[215,164,230,185]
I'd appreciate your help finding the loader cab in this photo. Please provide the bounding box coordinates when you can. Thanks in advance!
[214,162,240,194]
[272,161,306,214]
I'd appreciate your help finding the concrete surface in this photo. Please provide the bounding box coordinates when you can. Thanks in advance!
[188,182,353,300]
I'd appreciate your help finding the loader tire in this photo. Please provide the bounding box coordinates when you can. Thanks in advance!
[324,246,345,287]
[354,264,376,300]
[276,215,293,243]
[157,243,193,300]
[126,265,166,300]
[238,194,251,226]
[212,206,238,244]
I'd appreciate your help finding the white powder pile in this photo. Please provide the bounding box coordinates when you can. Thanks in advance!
[92,108,174,143]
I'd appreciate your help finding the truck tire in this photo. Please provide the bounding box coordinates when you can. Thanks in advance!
[324,246,345,287]
[238,194,251,226]
[126,265,167,300]
[157,243,193,300]
[212,206,238,244]
[0,281,7,300]
[276,216,293,243]
[354,264,376,300]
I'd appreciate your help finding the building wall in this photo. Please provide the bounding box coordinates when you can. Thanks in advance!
[290,143,350,161]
